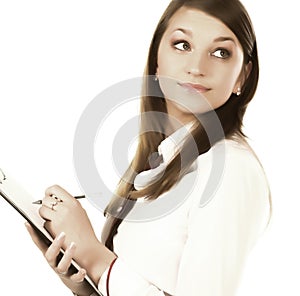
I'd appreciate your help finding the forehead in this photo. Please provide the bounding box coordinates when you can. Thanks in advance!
[166,7,238,42]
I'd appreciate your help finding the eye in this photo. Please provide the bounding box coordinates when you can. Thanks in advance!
[211,48,231,59]
[173,40,191,51]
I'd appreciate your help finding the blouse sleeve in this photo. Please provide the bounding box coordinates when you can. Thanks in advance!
[98,258,167,296]
[98,148,270,296]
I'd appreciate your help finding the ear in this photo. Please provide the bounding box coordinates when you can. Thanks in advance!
[233,61,252,94]
[244,61,252,81]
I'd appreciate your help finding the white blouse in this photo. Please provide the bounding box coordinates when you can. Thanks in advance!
[98,126,270,296]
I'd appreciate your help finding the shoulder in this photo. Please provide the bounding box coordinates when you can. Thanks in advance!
[223,139,268,184]
[199,138,267,179]
[192,138,270,208]
[210,139,264,177]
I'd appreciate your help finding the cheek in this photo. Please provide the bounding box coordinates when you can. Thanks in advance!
[157,55,169,76]
[157,42,177,76]
[208,66,242,109]
[215,64,242,93]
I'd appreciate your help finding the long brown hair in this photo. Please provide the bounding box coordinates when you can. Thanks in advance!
[103,0,264,249]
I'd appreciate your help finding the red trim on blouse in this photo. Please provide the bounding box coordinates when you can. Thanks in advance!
[106,257,118,296]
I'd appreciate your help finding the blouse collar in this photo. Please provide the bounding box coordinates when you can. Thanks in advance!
[134,122,196,191]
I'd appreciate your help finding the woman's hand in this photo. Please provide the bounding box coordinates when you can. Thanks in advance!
[26,185,116,291]
[25,223,95,295]
[39,185,97,258]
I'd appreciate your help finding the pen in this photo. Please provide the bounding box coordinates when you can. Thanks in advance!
[32,195,85,205]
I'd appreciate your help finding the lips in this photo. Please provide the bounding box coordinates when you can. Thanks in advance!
[179,82,211,93]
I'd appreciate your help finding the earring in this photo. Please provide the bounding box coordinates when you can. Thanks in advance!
[236,87,241,96]
[154,74,158,81]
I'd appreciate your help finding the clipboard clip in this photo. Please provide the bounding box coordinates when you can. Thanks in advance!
[0,168,7,184]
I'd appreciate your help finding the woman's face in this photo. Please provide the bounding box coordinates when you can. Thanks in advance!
[157,7,247,124]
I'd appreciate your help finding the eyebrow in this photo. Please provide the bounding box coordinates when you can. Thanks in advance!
[173,28,236,45]
[174,28,193,37]
[213,36,236,44]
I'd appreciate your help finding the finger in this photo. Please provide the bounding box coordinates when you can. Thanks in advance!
[70,268,87,283]
[45,185,73,203]
[39,204,57,221]
[25,222,48,253]
[56,242,76,275]
[39,194,64,221]
[44,232,66,268]
[43,220,56,239]
[43,195,63,209]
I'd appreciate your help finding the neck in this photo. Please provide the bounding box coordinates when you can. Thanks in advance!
[165,100,196,135]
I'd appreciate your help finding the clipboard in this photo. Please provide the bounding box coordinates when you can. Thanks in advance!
[0,167,103,296]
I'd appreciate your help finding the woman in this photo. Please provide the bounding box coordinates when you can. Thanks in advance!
[26,0,271,295]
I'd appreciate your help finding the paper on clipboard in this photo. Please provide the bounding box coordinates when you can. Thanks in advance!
[0,167,103,296]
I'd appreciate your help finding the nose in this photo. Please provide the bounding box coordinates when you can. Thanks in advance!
[185,51,207,77]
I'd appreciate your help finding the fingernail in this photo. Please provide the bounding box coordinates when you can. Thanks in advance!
[69,241,76,250]
[24,222,31,231]
[57,232,65,240]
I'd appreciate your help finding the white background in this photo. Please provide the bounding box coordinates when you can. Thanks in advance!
[0,1,299,295]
